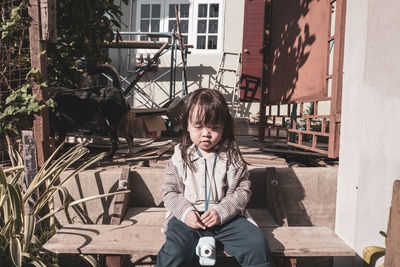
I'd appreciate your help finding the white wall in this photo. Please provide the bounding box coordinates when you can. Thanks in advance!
[335,0,400,265]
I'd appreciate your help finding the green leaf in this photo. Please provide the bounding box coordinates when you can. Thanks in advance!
[10,237,22,267]
[23,215,36,251]
[0,234,7,250]
[0,167,8,187]
[69,190,130,207]
[81,254,100,267]
[8,184,23,233]
[21,252,47,267]
[25,68,39,79]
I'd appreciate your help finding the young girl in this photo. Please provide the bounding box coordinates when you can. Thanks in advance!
[156,89,271,267]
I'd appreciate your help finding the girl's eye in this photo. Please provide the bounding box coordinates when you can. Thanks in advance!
[210,125,221,130]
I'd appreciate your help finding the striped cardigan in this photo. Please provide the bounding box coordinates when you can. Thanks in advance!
[161,144,252,230]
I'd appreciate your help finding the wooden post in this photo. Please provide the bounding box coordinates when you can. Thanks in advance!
[22,130,38,213]
[22,131,37,187]
[384,180,400,266]
[28,0,53,166]
[259,0,272,141]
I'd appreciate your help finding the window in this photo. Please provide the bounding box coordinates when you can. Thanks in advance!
[168,4,190,44]
[138,2,163,41]
[195,3,220,49]
[136,0,224,52]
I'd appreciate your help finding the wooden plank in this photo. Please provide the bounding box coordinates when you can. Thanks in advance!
[110,168,131,225]
[42,224,165,255]
[40,0,56,42]
[384,180,400,266]
[42,225,354,257]
[100,41,193,49]
[262,227,355,257]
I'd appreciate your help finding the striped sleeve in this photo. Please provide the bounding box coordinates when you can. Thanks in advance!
[162,158,196,222]
[213,162,251,224]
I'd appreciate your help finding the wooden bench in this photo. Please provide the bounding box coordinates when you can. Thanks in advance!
[42,167,354,267]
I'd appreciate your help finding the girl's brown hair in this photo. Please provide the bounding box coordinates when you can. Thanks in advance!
[180,88,244,170]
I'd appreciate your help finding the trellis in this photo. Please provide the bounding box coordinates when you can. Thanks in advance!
[0,0,31,98]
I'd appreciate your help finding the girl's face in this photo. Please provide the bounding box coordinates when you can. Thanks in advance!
[187,105,223,155]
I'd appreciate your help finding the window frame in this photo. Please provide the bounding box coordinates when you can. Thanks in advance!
[192,0,224,53]
[135,0,224,54]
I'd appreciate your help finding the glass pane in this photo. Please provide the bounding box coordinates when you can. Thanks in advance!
[181,20,188,33]
[327,78,332,97]
[330,1,336,37]
[140,36,147,41]
[208,35,217,49]
[152,4,160,18]
[140,20,149,32]
[197,36,206,49]
[328,40,334,75]
[169,20,177,32]
[169,4,176,18]
[151,20,160,32]
[209,20,218,33]
[209,4,219,17]
[141,4,150,18]
[181,4,189,18]
[197,20,207,33]
[198,4,207,17]
[183,35,188,45]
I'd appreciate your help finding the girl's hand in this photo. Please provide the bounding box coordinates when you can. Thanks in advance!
[185,211,206,229]
[200,209,221,228]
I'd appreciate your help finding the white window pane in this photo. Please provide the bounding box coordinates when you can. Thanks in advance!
[181,4,189,18]
[140,20,149,32]
[209,20,218,33]
[169,20,177,32]
[198,20,207,33]
[198,4,207,17]
[169,5,176,17]
[152,4,160,18]
[209,4,219,17]
[197,36,206,49]
[151,20,160,32]
[181,20,188,33]
[141,4,150,18]
[208,35,217,49]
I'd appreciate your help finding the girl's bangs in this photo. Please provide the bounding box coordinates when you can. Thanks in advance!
[191,98,224,126]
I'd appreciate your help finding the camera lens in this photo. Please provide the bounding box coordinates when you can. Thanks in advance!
[201,245,213,257]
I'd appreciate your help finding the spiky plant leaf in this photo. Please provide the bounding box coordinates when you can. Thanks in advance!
[23,215,36,251]
[69,190,130,207]
[22,252,47,267]
[8,184,23,233]
[10,237,22,267]
[81,254,100,267]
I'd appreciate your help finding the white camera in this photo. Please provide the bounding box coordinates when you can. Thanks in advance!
[195,236,216,266]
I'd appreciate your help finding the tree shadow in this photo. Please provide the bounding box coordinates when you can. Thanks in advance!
[268,0,318,104]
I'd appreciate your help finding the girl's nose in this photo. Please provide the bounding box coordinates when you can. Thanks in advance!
[201,128,211,136]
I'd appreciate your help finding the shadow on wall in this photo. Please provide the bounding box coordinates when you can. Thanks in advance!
[268,0,317,104]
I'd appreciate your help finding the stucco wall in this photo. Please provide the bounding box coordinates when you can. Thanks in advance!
[335,0,400,265]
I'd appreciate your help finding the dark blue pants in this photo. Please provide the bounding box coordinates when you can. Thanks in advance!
[156,216,271,267]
